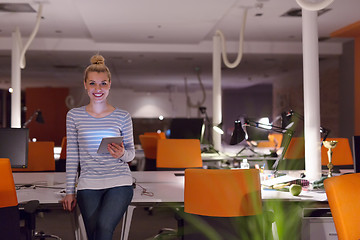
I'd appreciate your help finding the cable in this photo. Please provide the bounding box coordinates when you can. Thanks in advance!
[132,178,154,197]
[184,67,206,110]
[20,3,43,69]
[215,7,248,69]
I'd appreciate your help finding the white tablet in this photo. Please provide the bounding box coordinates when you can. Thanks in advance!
[97,136,124,154]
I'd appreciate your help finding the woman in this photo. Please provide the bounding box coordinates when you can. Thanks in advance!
[62,54,135,240]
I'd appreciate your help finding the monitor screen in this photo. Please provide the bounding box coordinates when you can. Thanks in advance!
[0,128,29,168]
[168,118,204,140]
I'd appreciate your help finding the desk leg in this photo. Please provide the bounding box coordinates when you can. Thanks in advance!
[74,206,87,240]
[121,205,136,240]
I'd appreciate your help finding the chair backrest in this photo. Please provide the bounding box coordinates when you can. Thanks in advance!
[59,136,67,160]
[0,158,18,208]
[257,133,283,148]
[139,135,159,159]
[0,158,21,240]
[283,137,305,159]
[184,169,262,217]
[321,138,353,166]
[13,141,55,172]
[144,132,166,139]
[156,139,202,169]
[324,173,360,240]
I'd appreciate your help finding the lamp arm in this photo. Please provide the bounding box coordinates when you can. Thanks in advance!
[23,111,37,128]
[272,129,294,176]
[245,119,292,134]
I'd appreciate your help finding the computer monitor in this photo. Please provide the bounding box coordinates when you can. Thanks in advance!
[168,118,204,140]
[0,128,29,168]
[353,136,360,173]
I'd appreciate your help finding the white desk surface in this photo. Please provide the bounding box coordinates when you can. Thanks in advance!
[13,171,328,205]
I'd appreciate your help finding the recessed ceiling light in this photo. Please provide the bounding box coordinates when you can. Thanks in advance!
[255,13,263,17]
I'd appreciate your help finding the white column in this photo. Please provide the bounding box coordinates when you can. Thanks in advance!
[11,30,21,128]
[212,35,222,151]
[302,9,322,181]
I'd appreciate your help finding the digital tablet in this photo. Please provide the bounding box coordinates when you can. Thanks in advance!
[97,136,124,154]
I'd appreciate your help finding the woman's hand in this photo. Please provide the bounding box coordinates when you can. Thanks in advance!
[62,194,77,212]
[107,142,125,158]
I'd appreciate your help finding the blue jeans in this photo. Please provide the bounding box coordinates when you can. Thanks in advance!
[77,185,133,240]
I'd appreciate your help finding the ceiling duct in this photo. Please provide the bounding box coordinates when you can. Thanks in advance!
[281,8,331,17]
[0,3,35,12]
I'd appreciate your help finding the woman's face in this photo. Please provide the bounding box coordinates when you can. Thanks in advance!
[84,71,111,103]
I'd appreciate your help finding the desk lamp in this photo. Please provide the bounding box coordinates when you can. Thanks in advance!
[199,106,224,153]
[23,109,44,128]
[230,118,295,176]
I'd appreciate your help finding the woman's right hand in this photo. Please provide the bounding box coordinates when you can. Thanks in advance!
[62,194,77,212]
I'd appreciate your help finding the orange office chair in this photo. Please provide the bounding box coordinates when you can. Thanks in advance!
[321,138,353,169]
[181,169,273,239]
[156,139,203,170]
[257,133,283,148]
[0,158,41,240]
[55,137,67,172]
[274,137,305,170]
[139,134,160,171]
[324,173,360,240]
[13,141,55,172]
[59,137,67,160]
[0,158,22,239]
[144,131,166,139]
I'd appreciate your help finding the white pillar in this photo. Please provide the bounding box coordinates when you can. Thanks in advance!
[302,9,322,181]
[11,30,21,128]
[212,35,222,151]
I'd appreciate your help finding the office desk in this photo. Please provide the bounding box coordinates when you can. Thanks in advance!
[13,171,329,240]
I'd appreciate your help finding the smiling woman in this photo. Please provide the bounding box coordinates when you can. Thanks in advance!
[62,54,135,240]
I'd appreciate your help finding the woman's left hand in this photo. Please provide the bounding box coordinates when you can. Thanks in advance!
[107,142,125,158]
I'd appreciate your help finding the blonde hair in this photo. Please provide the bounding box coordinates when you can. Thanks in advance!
[84,54,111,82]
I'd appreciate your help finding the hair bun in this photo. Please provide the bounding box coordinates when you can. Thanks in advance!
[90,54,105,65]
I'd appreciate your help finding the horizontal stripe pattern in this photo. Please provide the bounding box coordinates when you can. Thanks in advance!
[66,106,135,194]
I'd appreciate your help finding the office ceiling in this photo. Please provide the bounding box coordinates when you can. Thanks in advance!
[0,0,358,92]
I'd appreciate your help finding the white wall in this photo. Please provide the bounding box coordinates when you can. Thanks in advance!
[67,87,213,119]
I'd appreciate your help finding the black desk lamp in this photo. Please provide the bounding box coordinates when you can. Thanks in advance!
[229,118,295,176]
[23,109,44,128]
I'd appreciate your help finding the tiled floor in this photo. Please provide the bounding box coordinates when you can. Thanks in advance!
[34,206,178,240]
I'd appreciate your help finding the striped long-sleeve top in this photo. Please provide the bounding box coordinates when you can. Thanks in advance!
[65,106,135,194]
